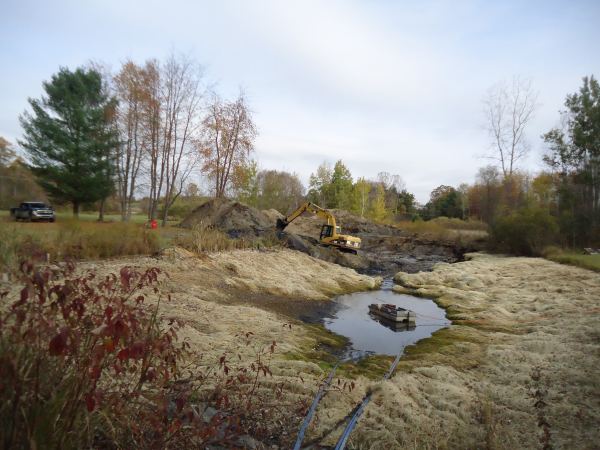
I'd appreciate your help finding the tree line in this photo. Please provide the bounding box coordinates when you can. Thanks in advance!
[231,159,412,220]
[419,75,599,254]
[15,52,256,225]
[7,56,599,253]
[0,138,49,210]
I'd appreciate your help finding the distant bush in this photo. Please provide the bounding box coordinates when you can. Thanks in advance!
[159,198,209,221]
[162,203,196,220]
[490,207,559,256]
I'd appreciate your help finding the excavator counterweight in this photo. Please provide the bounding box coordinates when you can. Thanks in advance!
[277,202,361,254]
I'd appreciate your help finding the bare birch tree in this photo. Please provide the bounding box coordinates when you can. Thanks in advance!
[114,60,156,221]
[482,76,540,191]
[144,60,163,222]
[159,52,207,226]
[200,89,258,198]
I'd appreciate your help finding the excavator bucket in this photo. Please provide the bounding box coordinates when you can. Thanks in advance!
[276,218,288,231]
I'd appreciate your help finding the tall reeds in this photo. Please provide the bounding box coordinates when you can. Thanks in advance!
[0,220,161,268]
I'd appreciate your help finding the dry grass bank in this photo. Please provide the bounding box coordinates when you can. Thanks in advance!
[4,245,598,448]
[42,248,382,362]
[350,253,600,449]
[131,250,599,449]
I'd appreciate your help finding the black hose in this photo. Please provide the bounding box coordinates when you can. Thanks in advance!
[293,358,350,450]
[334,352,402,450]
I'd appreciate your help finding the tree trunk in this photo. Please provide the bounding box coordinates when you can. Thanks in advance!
[73,201,80,217]
[162,201,170,228]
[98,198,106,222]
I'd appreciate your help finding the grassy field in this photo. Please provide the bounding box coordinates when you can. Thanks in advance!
[0,209,179,225]
[546,252,600,272]
[0,210,185,268]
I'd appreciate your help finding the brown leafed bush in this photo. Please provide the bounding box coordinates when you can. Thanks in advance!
[0,252,308,449]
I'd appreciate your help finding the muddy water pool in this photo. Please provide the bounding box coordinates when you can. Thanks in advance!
[323,278,450,356]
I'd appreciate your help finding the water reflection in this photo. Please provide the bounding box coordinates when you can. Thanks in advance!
[324,278,450,356]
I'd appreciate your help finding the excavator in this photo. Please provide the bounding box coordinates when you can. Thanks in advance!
[276,202,361,255]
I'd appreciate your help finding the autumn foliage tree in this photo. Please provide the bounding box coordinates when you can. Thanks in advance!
[113,59,159,221]
[350,177,371,217]
[368,185,388,222]
[201,90,257,198]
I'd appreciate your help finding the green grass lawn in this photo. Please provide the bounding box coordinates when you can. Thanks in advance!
[546,253,600,272]
[0,210,179,226]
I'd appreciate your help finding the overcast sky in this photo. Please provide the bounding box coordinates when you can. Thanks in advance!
[1,0,599,202]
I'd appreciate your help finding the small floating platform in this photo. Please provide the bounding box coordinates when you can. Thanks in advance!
[368,303,416,323]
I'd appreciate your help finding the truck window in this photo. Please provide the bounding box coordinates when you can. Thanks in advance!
[29,203,48,209]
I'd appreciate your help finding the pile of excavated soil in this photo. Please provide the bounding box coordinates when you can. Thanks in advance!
[261,208,284,223]
[262,207,398,240]
[262,207,463,274]
[178,198,273,234]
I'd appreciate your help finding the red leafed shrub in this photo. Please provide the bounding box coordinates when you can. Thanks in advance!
[0,252,309,449]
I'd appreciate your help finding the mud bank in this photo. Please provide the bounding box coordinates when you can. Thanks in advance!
[177,198,479,275]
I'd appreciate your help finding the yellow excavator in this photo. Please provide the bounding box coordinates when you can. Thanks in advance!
[276,202,361,254]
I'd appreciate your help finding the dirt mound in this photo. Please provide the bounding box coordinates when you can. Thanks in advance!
[178,198,274,234]
[262,207,398,239]
[262,209,284,223]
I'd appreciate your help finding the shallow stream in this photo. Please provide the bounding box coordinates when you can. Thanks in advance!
[323,278,450,357]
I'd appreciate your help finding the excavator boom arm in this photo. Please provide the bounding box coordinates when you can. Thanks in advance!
[277,202,336,230]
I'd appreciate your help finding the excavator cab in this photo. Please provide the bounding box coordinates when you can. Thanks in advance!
[320,225,334,240]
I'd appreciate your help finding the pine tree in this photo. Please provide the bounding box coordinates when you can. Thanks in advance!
[19,67,118,215]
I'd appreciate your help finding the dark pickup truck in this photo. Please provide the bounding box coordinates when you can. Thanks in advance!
[10,202,56,222]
